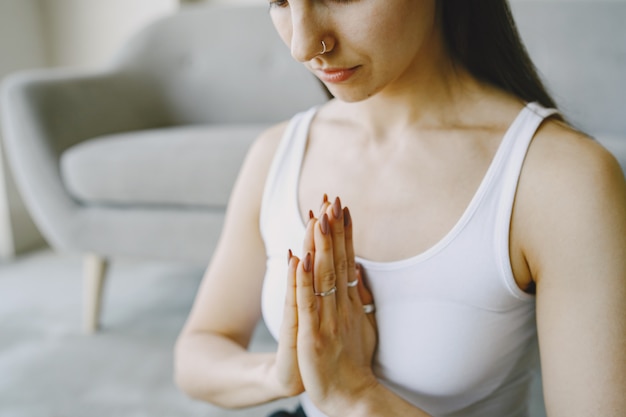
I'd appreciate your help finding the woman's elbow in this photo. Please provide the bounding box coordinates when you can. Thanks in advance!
[173,335,199,399]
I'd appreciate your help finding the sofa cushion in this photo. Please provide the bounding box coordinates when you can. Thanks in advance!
[61,124,268,208]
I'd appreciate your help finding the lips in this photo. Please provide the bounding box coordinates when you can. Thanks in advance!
[314,66,359,83]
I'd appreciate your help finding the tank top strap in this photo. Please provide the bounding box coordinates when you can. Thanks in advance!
[494,102,560,297]
[260,106,318,247]
[498,102,560,210]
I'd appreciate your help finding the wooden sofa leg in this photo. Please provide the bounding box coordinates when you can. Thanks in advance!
[83,253,109,334]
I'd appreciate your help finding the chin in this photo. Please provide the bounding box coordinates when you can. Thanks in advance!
[325,84,379,103]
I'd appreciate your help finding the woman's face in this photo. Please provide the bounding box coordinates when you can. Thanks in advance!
[269,0,441,102]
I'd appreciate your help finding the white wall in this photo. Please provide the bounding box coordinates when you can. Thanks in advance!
[0,1,48,74]
[0,0,49,259]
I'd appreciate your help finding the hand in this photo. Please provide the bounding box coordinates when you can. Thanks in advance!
[294,197,378,415]
[269,216,319,398]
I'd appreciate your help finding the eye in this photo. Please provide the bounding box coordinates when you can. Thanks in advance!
[268,0,288,9]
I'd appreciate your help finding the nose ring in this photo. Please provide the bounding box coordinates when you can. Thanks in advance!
[319,41,327,55]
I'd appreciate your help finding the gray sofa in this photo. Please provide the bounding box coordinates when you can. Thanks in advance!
[1,2,625,335]
[0,5,328,332]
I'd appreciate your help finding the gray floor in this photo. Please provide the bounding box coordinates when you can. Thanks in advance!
[0,248,297,417]
[0,249,546,417]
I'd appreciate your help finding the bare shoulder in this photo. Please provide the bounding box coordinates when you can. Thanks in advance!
[253,121,289,155]
[516,118,626,279]
[245,121,289,175]
[233,121,289,204]
[522,119,626,211]
[532,119,621,173]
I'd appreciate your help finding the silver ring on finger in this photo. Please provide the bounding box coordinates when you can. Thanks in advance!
[362,303,376,314]
[347,279,359,287]
[315,286,337,297]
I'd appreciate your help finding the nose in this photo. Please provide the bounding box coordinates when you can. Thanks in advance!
[289,6,328,62]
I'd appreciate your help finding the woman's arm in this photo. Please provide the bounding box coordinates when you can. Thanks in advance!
[174,122,303,408]
[516,124,626,416]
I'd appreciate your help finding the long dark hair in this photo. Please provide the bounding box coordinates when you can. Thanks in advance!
[439,0,559,110]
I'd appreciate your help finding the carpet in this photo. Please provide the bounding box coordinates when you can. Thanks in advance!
[0,249,297,417]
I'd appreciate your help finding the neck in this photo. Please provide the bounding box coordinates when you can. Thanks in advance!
[345,64,488,140]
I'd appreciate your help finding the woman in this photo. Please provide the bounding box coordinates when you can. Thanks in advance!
[174,1,626,416]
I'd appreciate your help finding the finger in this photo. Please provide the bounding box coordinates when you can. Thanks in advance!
[286,249,298,317]
[272,251,306,394]
[319,193,330,218]
[278,250,300,350]
[302,210,316,264]
[356,264,377,328]
[327,197,350,310]
[343,206,359,302]
[313,214,338,320]
[296,251,320,331]
[280,251,298,348]
[356,265,374,305]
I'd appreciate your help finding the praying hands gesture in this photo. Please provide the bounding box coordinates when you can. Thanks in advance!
[274,196,378,416]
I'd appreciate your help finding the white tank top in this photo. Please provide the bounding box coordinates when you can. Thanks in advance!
[259,102,557,417]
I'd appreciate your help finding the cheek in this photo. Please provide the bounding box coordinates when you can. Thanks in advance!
[339,7,413,61]
[368,1,438,53]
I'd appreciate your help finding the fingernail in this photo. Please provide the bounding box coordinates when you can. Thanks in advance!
[287,249,293,265]
[308,210,315,220]
[343,206,351,227]
[320,213,330,235]
[303,252,312,272]
[320,193,328,210]
[332,197,342,219]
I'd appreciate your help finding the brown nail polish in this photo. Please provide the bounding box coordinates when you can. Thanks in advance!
[320,193,328,210]
[343,206,351,227]
[303,252,312,272]
[309,210,315,220]
[288,249,293,264]
[320,213,330,235]
[332,197,342,219]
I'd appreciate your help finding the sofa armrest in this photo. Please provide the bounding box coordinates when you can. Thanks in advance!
[0,68,170,250]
